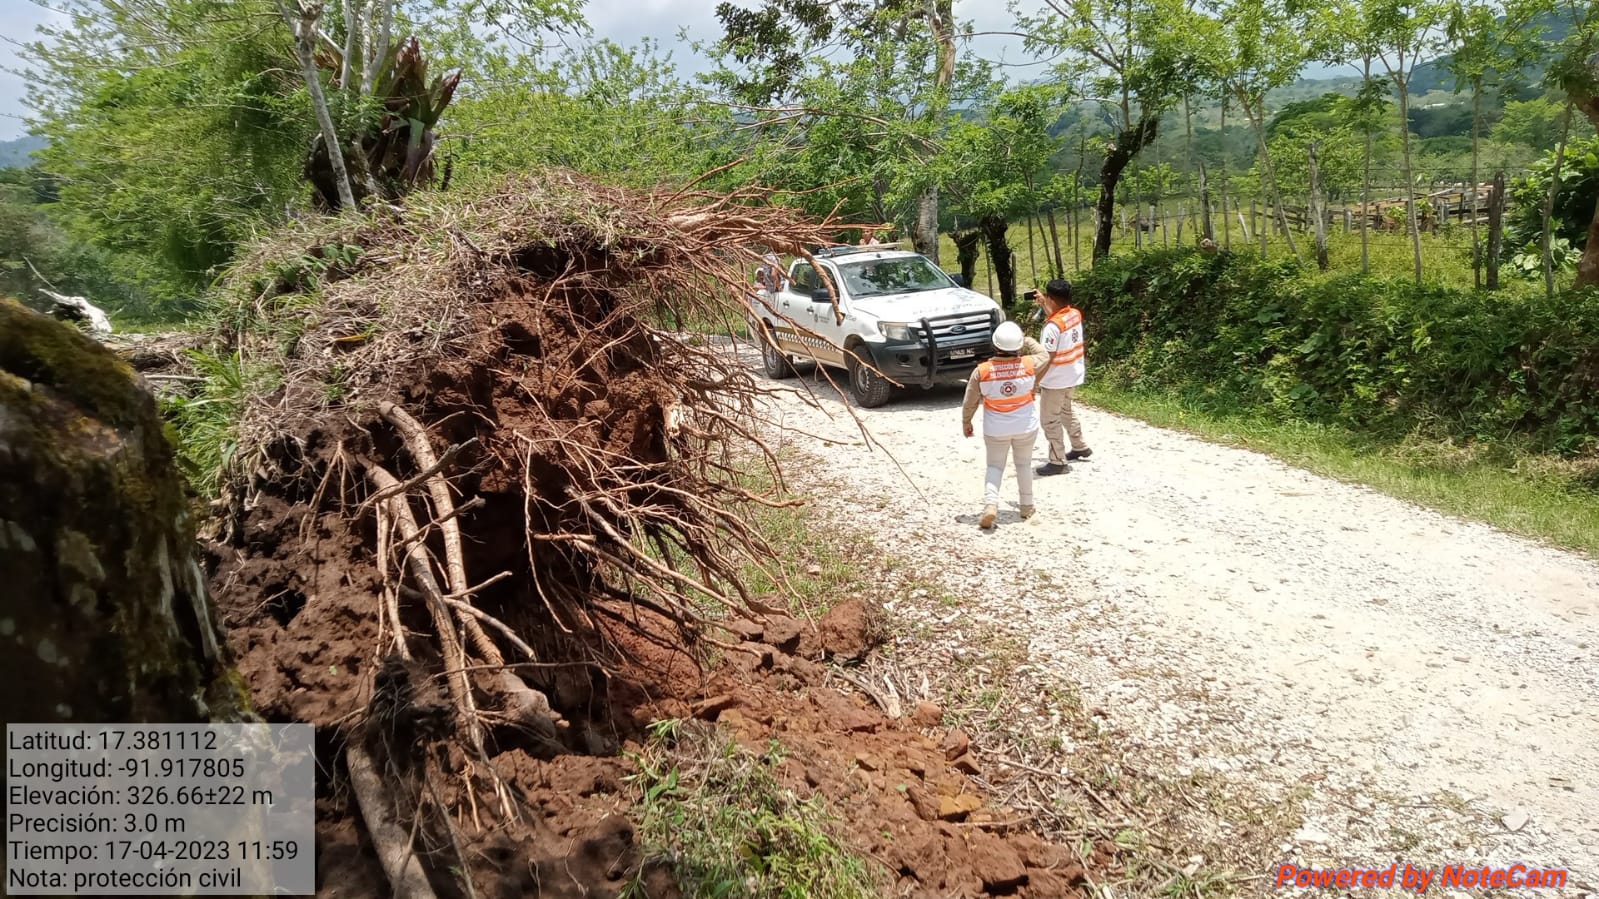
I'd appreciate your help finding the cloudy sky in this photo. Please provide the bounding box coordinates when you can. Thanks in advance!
[0,0,1030,141]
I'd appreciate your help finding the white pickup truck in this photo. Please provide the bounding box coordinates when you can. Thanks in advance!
[748,246,1003,407]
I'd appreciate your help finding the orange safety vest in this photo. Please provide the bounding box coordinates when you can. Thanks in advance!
[977,356,1039,436]
[1046,306,1084,366]
[1041,306,1086,388]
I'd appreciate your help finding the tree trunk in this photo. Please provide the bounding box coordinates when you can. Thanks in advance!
[1242,92,1298,259]
[1199,162,1215,243]
[914,187,940,263]
[1360,58,1374,275]
[1026,210,1039,284]
[1487,170,1505,290]
[1395,67,1423,282]
[279,0,357,212]
[1094,116,1159,263]
[0,301,245,724]
[1309,142,1329,271]
[953,229,981,288]
[341,0,361,91]
[1576,190,1599,289]
[363,0,395,95]
[1566,88,1599,288]
[980,215,1016,309]
[1220,98,1232,249]
[1542,102,1577,297]
[1045,206,1066,276]
[914,0,957,265]
[1470,80,1483,289]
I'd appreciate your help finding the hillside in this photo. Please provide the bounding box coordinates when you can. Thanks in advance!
[0,135,47,168]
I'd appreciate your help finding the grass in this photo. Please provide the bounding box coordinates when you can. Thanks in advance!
[936,214,1550,298]
[1080,383,1599,557]
[163,348,265,498]
[627,719,879,899]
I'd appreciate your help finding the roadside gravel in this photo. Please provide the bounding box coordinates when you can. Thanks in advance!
[754,353,1599,895]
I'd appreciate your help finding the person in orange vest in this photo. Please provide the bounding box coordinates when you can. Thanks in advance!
[961,321,1050,529]
[1032,279,1091,476]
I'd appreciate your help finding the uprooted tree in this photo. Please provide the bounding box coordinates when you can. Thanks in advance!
[195,171,847,897]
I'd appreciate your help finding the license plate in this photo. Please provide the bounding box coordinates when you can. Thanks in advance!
[948,348,974,360]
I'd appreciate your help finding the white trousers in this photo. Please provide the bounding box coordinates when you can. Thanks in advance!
[983,430,1037,507]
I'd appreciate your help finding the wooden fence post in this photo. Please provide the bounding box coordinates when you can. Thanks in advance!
[1200,163,1216,244]
[1254,199,1266,254]
[1486,170,1505,290]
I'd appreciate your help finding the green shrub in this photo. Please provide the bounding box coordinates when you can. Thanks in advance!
[1074,248,1599,455]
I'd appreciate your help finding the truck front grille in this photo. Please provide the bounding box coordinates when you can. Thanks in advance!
[912,310,996,342]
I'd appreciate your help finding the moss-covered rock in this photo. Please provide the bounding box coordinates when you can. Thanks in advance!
[0,299,247,723]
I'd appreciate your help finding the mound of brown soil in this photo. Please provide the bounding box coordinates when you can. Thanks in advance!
[201,172,1107,896]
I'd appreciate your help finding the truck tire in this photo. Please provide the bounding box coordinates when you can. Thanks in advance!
[847,346,893,408]
[758,322,795,379]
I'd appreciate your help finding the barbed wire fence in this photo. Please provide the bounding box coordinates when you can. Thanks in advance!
[980,157,1520,293]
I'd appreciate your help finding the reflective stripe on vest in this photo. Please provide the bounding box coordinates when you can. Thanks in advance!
[978,357,1036,413]
[1047,307,1084,367]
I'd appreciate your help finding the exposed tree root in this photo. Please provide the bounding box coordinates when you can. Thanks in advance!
[346,742,437,899]
[208,170,861,895]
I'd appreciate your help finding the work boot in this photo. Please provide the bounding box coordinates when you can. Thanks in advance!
[1066,448,1093,461]
[1034,462,1070,476]
[1020,504,1036,520]
[979,504,998,529]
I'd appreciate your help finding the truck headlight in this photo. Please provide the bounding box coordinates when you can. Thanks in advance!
[878,321,913,341]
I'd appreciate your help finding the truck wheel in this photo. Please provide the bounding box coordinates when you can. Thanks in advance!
[758,323,795,380]
[847,347,893,408]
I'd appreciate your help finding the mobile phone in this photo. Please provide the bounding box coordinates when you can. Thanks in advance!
[1023,289,1039,301]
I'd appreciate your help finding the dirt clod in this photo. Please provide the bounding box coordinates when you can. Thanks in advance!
[943,728,972,761]
[939,793,984,821]
[762,615,806,653]
[818,598,879,661]
[911,700,944,727]
[967,832,1029,892]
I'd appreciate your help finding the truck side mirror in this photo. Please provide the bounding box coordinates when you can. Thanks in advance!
[810,288,834,303]
[948,273,969,288]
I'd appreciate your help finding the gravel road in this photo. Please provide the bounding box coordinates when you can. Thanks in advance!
[754,355,1599,892]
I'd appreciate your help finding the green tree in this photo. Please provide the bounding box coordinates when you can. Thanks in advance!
[1493,95,1595,150]
[445,40,725,191]
[24,0,313,293]
[1020,0,1206,263]
[1369,0,1448,281]
[1543,0,1599,287]
[1505,133,1599,266]
[1267,117,1368,204]
[712,0,964,261]
[939,85,1062,306]
[1319,0,1391,272]
[1447,0,1545,287]
[1201,0,1318,260]
[0,170,164,320]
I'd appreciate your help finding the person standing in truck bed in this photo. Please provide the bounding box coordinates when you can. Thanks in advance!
[962,321,1050,529]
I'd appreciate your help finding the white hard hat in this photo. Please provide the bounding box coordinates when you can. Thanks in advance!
[993,320,1024,353]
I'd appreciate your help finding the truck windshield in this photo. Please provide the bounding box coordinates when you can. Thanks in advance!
[838,257,952,298]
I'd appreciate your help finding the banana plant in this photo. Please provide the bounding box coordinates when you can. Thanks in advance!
[305,32,460,210]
